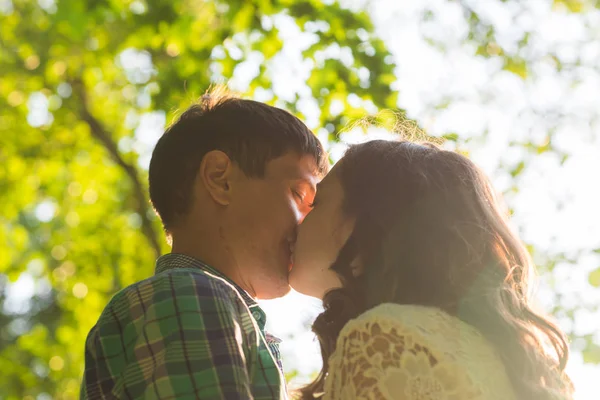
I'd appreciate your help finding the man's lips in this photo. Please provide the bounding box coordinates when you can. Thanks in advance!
[288,241,295,271]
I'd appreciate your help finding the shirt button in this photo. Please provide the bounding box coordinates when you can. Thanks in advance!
[252,311,262,321]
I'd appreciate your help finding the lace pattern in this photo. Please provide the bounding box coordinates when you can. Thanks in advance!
[323,304,515,400]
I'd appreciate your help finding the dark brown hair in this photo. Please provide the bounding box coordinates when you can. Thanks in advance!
[149,87,327,231]
[300,140,573,399]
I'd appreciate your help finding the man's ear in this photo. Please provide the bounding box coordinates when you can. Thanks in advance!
[197,150,234,206]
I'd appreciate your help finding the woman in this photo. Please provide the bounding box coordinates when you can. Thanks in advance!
[290,140,573,399]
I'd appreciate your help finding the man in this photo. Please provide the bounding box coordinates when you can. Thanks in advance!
[81,88,328,399]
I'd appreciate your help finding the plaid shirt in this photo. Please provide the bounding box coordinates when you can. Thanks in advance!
[81,253,286,399]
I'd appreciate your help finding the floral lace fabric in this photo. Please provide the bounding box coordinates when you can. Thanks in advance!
[323,304,515,400]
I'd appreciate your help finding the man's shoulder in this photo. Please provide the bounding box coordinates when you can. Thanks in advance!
[104,267,247,319]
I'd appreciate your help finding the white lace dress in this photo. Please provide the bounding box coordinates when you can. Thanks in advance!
[323,303,516,400]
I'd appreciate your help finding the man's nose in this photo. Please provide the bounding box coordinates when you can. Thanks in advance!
[291,202,308,224]
[297,204,314,224]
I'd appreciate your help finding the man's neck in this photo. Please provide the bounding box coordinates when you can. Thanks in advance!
[170,229,257,298]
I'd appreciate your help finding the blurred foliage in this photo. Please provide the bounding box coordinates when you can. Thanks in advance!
[0,0,599,398]
[0,0,397,398]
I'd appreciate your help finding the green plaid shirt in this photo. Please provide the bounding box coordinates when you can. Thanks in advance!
[81,253,286,399]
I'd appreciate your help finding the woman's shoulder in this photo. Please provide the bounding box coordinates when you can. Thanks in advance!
[342,303,497,351]
[339,303,509,374]
[341,303,470,337]
[330,303,516,399]
[351,302,451,322]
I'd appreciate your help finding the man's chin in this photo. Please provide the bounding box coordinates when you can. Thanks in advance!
[256,283,292,300]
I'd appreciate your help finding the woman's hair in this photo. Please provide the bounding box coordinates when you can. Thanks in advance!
[299,140,573,399]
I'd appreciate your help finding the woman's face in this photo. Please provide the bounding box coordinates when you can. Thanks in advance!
[289,165,356,299]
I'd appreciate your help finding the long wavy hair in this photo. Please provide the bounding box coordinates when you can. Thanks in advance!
[299,140,573,399]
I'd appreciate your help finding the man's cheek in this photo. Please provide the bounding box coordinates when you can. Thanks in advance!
[287,200,303,223]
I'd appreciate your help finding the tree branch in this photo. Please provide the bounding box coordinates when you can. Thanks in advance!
[71,80,162,260]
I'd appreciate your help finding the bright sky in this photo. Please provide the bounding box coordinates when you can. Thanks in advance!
[12,0,600,398]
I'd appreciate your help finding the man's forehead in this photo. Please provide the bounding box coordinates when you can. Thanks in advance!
[269,153,323,183]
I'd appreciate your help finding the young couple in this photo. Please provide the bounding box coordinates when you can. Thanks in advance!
[81,91,573,399]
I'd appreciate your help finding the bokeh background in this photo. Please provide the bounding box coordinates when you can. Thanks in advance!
[1,0,599,399]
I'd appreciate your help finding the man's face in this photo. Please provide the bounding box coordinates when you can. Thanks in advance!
[225,152,320,299]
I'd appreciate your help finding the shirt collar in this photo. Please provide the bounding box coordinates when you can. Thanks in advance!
[155,252,260,311]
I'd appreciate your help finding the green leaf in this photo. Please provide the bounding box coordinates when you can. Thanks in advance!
[553,0,585,12]
[503,57,528,79]
[583,342,600,364]
[442,133,459,142]
[588,268,600,288]
[510,161,526,177]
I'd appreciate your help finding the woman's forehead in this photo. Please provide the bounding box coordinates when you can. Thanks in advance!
[316,167,344,196]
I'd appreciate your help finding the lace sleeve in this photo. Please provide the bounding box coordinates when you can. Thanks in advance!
[323,309,484,400]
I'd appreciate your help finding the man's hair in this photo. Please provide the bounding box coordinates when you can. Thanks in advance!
[149,87,328,231]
